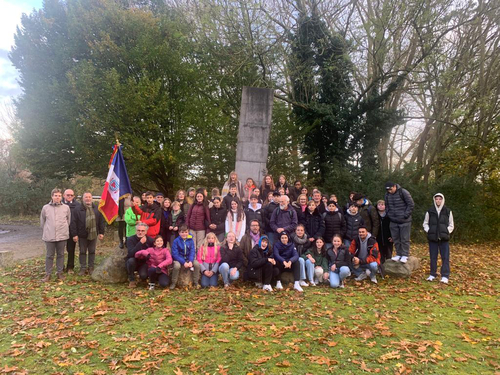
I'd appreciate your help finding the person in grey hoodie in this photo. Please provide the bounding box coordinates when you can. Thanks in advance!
[423,193,454,284]
[384,182,414,263]
[40,188,71,282]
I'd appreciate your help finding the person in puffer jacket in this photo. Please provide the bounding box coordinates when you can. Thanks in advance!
[135,235,172,290]
[344,204,364,248]
[423,193,454,284]
[273,232,303,292]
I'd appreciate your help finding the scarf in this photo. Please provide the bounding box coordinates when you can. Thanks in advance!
[292,233,308,255]
[227,210,243,237]
[171,210,180,225]
[249,231,260,246]
[85,204,97,241]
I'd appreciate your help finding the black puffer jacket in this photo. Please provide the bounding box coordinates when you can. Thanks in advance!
[247,244,273,281]
[323,210,346,243]
[209,206,227,235]
[385,184,414,224]
[263,202,279,232]
[344,212,364,241]
[327,245,352,269]
[303,209,325,240]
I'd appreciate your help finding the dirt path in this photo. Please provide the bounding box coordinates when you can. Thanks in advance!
[0,224,45,260]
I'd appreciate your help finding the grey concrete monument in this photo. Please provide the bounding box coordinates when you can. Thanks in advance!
[235,86,274,185]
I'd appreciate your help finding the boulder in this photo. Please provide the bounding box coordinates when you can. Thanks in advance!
[383,256,420,278]
[281,271,295,285]
[0,251,14,268]
[91,247,128,283]
[177,267,195,287]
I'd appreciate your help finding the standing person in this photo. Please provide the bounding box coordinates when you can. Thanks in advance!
[115,198,128,249]
[175,189,190,217]
[303,200,325,245]
[260,174,276,202]
[244,194,263,230]
[124,196,142,240]
[132,191,162,238]
[376,200,393,264]
[311,190,326,214]
[168,201,185,245]
[222,183,241,210]
[225,200,246,242]
[41,188,71,282]
[70,192,105,276]
[159,198,172,246]
[126,222,154,288]
[134,235,172,290]
[384,182,415,263]
[242,178,256,204]
[270,195,298,239]
[345,191,356,214]
[155,192,165,207]
[327,234,352,288]
[197,232,222,288]
[423,193,454,284]
[302,237,329,286]
[141,192,147,205]
[221,171,244,198]
[247,235,277,291]
[263,191,280,246]
[209,196,227,243]
[289,180,302,202]
[62,188,80,274]
[186,190,210,250]
[291,194,308,225]
[170,226,201,289]
[349,226,380,284]
[276,175,289,196]
[354,193,380,238]
[186,188,196,205]
[344,204,364,248]
[323,200,347,248]
[273,232,304,292]
[219,231,244,288]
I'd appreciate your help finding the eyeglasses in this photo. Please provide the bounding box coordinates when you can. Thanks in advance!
[136,230,147,233]
[66,194,74,196]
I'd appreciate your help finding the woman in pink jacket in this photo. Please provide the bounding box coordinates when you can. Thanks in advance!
[197,232,221,288]
[135,236,172,290]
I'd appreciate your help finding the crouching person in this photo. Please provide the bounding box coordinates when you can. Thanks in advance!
[247,236,278,291]
[273,231,304,292]
[302,237,329,286]
[170,225,201,289]
[126,222,154,288]
[135,235,172,290]
[219,231,243,288]
[197,232,221,288]
[327,234,352,288]
[349,226,381,284]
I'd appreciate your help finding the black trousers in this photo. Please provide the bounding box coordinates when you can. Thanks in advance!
[126,258,148,282]
[66,238,76,270]
[275,260,301,282]
[379,242,394,264]
[260,262,280,285]
[118,221,126,245]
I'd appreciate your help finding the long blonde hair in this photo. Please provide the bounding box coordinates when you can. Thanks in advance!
[199,232,220,261]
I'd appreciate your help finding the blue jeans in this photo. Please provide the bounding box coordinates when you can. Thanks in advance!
[266,231,277,248]
[352,262,378,277]
[305,259,325,283]
[329,266,351,288]
[219,262,240,285]
[298,257,306,280]
[201,272,219,288]
[429,241,450,278]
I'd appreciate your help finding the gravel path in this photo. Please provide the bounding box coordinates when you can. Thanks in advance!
[0,224,45,260]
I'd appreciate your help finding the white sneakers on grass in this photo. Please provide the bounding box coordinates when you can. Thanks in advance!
[299,280,309,287]
[262,284,273,292]
[440,277,449,284]
[293,281,304,292]
[426,275,435,281]
[275,280,283,290]
[426,275,448,283]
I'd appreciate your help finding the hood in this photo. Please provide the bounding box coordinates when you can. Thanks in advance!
[248,203,262,211]
[433,193,445,215]
[360,232,372,243]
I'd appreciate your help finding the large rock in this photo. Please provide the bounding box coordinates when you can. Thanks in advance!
[91,247,128,283]
[0,251,14,268]
[281,271,295,285]
[177,268,196,287]
[383,256,420,278]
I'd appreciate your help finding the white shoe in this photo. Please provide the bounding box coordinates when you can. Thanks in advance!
[355,273,367,281]
[339,282,345,288]
[262,284,273,292]
[391,255,401,262]
[440,277,449,284]
[293,281,304,292]
[400,256,408,263]
[309,280,316,286]
[365,269,371,276]
[275,280,283,290]
[148,283,155,290]
[426,275,435,281]
[255,282,263,288]
[299,280,309,287]
[370,275,378,284]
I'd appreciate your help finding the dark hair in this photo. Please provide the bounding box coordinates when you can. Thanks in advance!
[154,235,164,241]
[314,237,327,256]
[179,225,189,232]
[146,191,154,197]
[333,234,343,242]
[212,196,222,202]
[229,183,237,189]
[249,219,260,228]
[358,225,367,231]
[249,194,259,200]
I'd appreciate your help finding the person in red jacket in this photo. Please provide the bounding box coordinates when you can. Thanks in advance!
[349,226,381,284]
[186,189,211,250]
[132,191,161,237]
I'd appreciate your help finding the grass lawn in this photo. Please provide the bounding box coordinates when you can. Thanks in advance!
[0,243,499,374]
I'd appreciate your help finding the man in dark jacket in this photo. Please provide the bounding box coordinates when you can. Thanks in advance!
[384,182,414,264]
[62,189,80,273]
[263,192,280,246]
[126,222,154,288]
[423,193,454,284]
[349,226,380,284]
[270,195,298,238]
[323,201,346,248]
[70,192,105,275]
[354,193,380,238]
[240,219,264,269]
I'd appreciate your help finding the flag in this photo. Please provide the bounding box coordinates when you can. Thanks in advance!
[98,144,133,224]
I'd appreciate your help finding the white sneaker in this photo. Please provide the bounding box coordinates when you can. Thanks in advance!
[299,280,309,287]
[255,282,263,288]
[400,256,408,263]
[440,277,449,284]
[355,273,367,281]
[391,255,401,262]
[365,269,371,276]
[426,275,435,281]
[293,281,304,292]
[339,282,345,288]
[148,283,155,290]
[275,280,283,290]
[370,275,378,284]
[262,284,273,292]
[309,280,316,286]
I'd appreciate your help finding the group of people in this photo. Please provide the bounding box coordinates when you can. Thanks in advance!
[41,172,454,290]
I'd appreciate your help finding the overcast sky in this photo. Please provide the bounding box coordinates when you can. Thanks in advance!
[0,0,43,138]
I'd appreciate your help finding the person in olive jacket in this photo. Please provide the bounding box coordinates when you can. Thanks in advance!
[423,193,454,284]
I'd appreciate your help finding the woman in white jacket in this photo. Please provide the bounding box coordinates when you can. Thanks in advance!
[225,199,246,242]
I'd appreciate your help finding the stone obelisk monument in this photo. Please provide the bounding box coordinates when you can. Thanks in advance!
[235,86,274,185]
